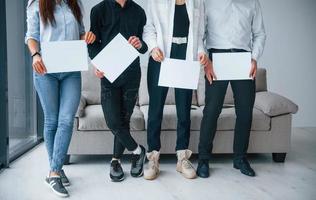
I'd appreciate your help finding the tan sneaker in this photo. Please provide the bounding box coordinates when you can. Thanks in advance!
[176,150,197,179]
[144,151,160,180]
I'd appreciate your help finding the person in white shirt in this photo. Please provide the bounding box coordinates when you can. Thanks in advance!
[197,0,266,178]
[143,0,208,180]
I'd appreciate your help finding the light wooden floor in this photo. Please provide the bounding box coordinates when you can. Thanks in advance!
[0,128,315,200]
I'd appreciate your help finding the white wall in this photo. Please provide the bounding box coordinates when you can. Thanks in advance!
[81,0,316,127]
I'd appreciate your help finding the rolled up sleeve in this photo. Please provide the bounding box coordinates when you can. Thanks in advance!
[143,0,158,53]
[251,0,266,61]
[25,1,40,44]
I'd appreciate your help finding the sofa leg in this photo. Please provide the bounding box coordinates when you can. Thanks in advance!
[272,153,287,163]
[64,155,71,165]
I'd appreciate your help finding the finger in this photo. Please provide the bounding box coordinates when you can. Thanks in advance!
[253,68,257,79]
[33,64,40,74]
[206,73,212,84]
[85,33,91,43]
[38,61,46,73]
[249,65,255,78]
[36,64,44,74]
[131,37,138,43]
[91,34,96,43]
[135,43,141,49]
[40,61,47,73]
[128,36,136,43]
[87,33,94,44]
[211,70,217,80]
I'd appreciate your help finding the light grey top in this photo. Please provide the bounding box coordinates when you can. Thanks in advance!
[205,0,266,61]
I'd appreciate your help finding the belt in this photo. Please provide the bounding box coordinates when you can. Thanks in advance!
[209,48,248,53]
[172,37,188,44]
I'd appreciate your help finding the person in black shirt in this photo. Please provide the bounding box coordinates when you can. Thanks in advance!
[88,0,148,182]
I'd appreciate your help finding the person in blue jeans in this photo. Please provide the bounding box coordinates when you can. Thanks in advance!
[25,0,95,197]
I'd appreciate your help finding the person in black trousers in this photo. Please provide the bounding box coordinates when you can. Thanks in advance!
[88,0,148,182]
[197,0,266,178]
[143,0,208,180]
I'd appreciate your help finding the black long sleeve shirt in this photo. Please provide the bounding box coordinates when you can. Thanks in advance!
[88,0,148,68]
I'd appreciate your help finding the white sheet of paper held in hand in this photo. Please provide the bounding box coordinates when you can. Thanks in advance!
[213,52,252,80]
[41,40,89,73]
[158,58,201,90]
[91,33,140,83]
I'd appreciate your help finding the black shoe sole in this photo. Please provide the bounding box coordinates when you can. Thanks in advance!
[110,175,125,182]
[233,165,256,177]
[197,172,209,178]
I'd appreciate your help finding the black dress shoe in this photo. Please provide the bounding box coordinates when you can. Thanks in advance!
[233,158,256,177]
[197,159,210,178]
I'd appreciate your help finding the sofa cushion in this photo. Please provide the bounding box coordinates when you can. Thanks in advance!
[140,105,271,131]
[197,68,267,106]
[78,105,145,131]
[139,65,198,106]
[81,66,101,105]
[255,91,299,117]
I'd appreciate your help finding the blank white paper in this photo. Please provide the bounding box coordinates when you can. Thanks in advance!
[213,52,252,80]
[91,33,140,83]
[41,40,89,73]
[158,58,201,90]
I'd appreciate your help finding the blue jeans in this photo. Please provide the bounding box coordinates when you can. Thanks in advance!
[34,72,81,173]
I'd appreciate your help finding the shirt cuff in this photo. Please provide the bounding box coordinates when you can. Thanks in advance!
[252,52,260,61]
[25,36,40,45]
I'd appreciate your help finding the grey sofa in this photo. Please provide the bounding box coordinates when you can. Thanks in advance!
[67,65,298,163]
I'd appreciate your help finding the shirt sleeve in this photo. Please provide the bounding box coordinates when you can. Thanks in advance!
[143,0,158,53]
[25,0,40,44]
[197,0,207,56]
[251,0,267,61]
[137,9,148,54]
[88,6,102,59]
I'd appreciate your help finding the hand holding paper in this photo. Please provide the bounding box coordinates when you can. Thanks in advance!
[91,33,140,83]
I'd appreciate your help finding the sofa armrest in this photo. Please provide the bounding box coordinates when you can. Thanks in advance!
[75,96,87,118]
[255,92,298,117]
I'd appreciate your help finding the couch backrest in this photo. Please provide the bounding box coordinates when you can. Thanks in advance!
[81,65,267,107]
[197,68,267,106]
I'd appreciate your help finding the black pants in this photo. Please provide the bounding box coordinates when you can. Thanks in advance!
[198,49,256,160]
[101,66,141,159]
[147,43,192,152]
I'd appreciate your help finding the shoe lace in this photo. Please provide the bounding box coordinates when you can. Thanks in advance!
[112,161,120,171]
[131,154,140,168]
[182,159,194,170]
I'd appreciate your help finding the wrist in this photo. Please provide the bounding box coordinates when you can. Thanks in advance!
[31,52,41,58]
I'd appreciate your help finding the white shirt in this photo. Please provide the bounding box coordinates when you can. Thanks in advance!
[205,0,266,61]
[143,0,206,61]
